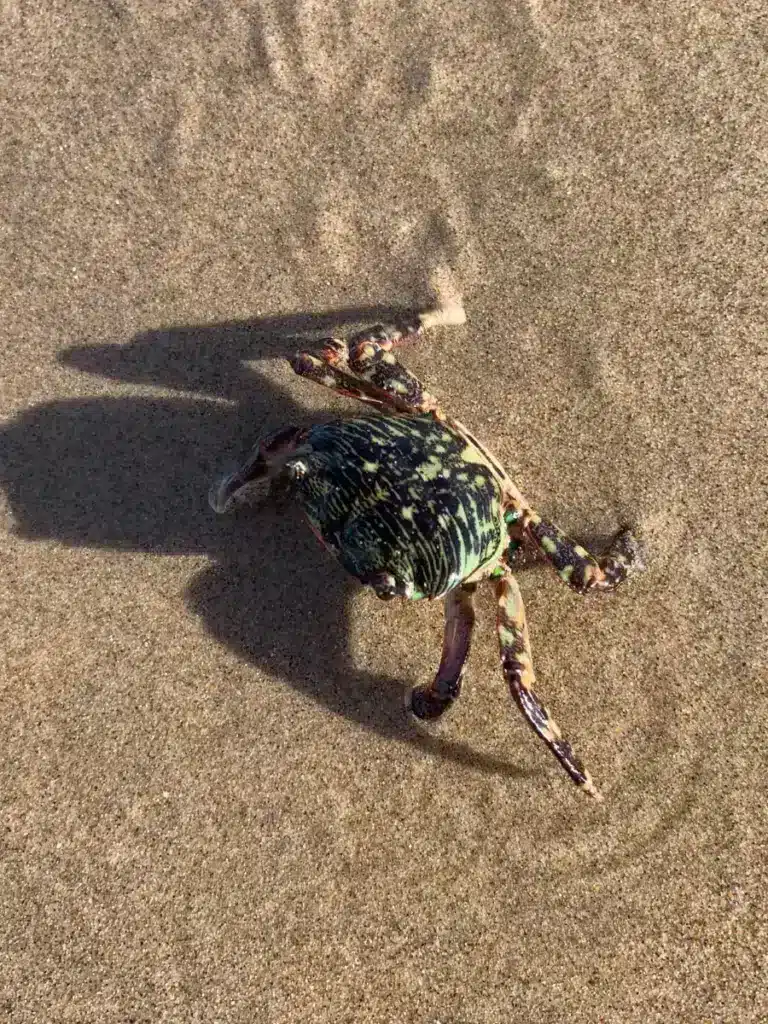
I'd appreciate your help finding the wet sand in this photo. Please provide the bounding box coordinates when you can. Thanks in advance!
[1,2,765,1021]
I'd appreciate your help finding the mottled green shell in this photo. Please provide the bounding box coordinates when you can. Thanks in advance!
[293,413,506,599]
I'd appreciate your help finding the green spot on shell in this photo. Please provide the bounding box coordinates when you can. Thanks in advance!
[560,564,574,582]
[417,456,444,481]
[541,537,558,554]
[460,445,488,466]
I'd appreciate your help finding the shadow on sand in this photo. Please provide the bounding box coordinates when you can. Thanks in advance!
[2,307,539,779]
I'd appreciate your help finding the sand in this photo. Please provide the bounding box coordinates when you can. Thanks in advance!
[1,1,765,1021]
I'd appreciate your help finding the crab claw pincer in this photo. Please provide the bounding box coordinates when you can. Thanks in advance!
[209,451,269,513]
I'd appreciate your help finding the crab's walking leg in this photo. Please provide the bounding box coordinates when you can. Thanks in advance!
[495,574,602,799]
[291,304,465,416]
[521,513,644,595]
[348,302,465,358]
[290,347,410,413]
[346,308,464,415]
[409,583,477,721]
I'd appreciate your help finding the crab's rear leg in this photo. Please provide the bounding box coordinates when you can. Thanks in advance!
[512,509,644,595]
[409,582,477,721]
[495,574,602,799]
[291,304,464,416]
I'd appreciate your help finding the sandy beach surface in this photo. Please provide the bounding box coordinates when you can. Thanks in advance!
[1,2,765,1021]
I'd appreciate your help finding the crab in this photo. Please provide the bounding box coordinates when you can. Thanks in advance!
[210,304,643,799]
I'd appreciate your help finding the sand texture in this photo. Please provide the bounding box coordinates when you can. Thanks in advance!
[1,1,765,1021]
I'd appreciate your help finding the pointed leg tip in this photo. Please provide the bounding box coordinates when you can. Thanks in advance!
[581,777,604,801]
[209,476,236,514]
[419,302,466,329]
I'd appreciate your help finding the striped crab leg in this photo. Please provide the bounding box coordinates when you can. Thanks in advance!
[290,304,465,418]
[495,573,602,799]
[523,513,644,594]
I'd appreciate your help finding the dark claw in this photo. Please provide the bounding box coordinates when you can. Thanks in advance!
[410,687,451,720]
[410,677,461,720]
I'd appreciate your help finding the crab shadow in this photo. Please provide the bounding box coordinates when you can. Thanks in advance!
[1,308,540,780]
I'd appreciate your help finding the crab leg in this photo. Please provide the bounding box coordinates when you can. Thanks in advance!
[290,349,409,413]
[495,574,601,799]
[291,305,464,417]
[409,583,477,721]
[521,513,643,595]
[345,317,445,415]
